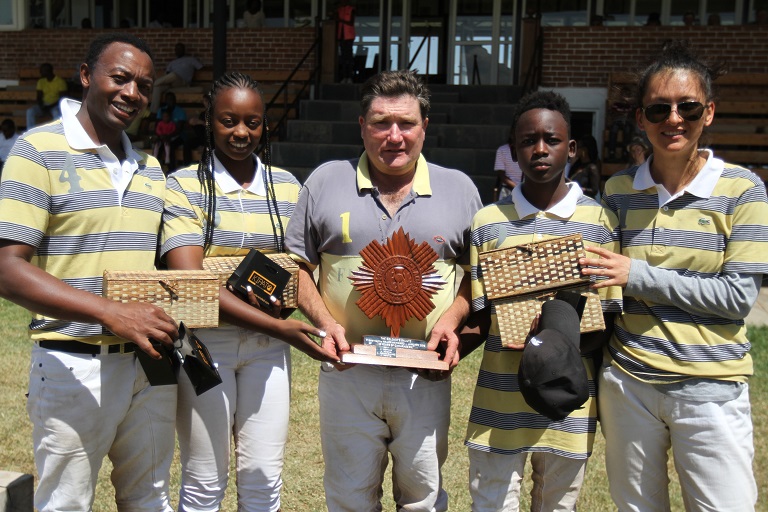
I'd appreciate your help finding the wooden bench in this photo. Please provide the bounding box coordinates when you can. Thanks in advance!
[602,72,768,182]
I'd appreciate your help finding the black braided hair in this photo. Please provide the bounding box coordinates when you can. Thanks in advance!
[198,71,285,253]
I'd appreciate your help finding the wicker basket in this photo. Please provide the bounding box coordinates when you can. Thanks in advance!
[478,234,604,348]
[203,253,299,308]
[103,270,219,328]
[493,286,606,348]
[479,233,589,301]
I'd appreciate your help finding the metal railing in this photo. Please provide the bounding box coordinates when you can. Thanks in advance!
[521,30,544,94]
[265,21,322,140]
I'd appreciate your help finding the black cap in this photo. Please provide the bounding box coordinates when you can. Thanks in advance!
[518,299,589,421]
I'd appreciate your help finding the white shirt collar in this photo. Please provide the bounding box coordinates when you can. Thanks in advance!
[59,98,142,164]
[211,152,267,196]
[511,181,584,219]
[633,149,723,206]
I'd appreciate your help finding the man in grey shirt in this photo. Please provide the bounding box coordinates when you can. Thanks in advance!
[150,42,202,113]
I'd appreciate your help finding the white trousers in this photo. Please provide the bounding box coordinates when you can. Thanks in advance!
[27,344,176,512]
[468,448,586,512]
[599,364,756,512]
[176,326,291,512]
[318,364,450,512]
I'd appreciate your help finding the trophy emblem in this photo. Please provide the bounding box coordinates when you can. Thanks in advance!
[342,228,449,370]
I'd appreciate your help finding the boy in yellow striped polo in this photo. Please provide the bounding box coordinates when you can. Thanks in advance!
[462,91,622,511]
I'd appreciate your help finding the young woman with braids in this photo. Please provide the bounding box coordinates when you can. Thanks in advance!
[580,41,768,510]
[160,72,337,512]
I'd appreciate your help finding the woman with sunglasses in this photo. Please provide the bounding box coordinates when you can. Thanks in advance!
[580,40,768,511]
[160,72,337,511]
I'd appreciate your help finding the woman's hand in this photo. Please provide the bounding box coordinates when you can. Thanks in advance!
[277,318,340,363]
[579,246,631,288]
[227,283,282,318]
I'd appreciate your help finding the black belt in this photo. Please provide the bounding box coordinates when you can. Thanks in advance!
[38,340,136,355]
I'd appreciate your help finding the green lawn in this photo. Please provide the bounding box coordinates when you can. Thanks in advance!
[1,298,766,510]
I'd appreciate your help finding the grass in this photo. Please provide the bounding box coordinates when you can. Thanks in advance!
[0,297,766,510]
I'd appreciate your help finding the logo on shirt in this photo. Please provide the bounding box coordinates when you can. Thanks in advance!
[433,235,445,244]
[698,218,711,226]
[60,154,83,194]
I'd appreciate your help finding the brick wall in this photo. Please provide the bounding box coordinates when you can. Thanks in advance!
[541,25,768,88]
[0,28,316,80]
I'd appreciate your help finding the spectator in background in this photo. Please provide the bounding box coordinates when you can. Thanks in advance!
[645,12,662,26]
[626,135,651,167]
[683,11,696,25]
[125,108,151,144]
[707,13,721,25]
[335,0,356,83]
[182,111,205,166]
[493,126,523,201]
[150,42,202,113]
[753,9,768,24]
[155,91,186,171]
[0,118,19,174]
[26,63,68,130]
[153,109,176,171]
[606,88,637,162]
[81,17,92,28]
[569,134,602,199]
[243,0,265,28]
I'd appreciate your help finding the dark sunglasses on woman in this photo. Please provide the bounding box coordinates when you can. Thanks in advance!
[642,101,708,124]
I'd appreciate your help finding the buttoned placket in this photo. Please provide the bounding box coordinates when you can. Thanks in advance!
[652,203,672,255]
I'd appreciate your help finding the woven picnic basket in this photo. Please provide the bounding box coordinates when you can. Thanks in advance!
[202,253,299,308]
[103,270,220,328]
[478,234,605,348]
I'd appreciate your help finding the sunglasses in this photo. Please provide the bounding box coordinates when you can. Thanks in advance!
[642,101,708,124]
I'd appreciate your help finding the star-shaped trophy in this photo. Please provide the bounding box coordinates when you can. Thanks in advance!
[342,227,449,370]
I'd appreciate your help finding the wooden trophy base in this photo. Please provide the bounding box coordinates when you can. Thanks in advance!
[340,335,449,371]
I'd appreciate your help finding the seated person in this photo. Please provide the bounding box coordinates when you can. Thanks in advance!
[26,63,68,129]
[153,110,176,170]
[150,43,202,113]
[155,92,187,171]
[125,108,151,144]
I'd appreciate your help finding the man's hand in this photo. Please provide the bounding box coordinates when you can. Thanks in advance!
[318,321,354,370]
[419,318,461,381]
[101,301,178,359]
[427,319,460,369]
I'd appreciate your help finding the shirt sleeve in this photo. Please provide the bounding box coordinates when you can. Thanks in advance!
[0,137,51,248]
[627,263,761,320]
[285,183,320,269]
[160,174,205,257]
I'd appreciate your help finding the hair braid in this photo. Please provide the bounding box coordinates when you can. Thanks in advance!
[261,116,285,252]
